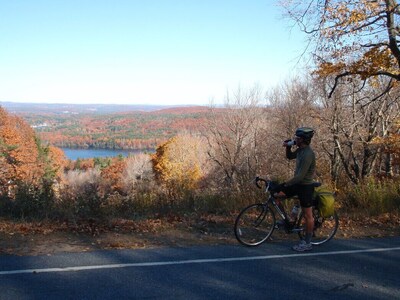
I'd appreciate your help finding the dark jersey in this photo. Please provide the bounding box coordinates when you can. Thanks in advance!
[286,145,316,186]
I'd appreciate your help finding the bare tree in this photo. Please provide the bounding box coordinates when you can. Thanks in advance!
[316,76,400,184]
[265,76,320,180]
[204,85,267,192]
[122,153,154,194]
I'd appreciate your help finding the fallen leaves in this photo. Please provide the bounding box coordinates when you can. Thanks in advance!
[0,211,399,256]
[336,212,400,239]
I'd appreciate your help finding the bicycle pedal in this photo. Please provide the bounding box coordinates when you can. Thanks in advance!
[286,221,295,228]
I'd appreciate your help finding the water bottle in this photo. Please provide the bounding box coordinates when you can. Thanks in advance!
[291,205,300,219]
[284,139,296,147]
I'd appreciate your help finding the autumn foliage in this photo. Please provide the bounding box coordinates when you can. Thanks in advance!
[152,135,205,202]
[100,158,127,195]
[1,107,40,187]
[283,0,400,97]
[0,107,66,195]
[25,106,209,150]
[1,93,400,221]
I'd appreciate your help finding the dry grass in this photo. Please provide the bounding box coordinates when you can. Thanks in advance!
[1,211,399,256]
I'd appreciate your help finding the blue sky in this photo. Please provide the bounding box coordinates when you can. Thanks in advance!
[0,1,306,105]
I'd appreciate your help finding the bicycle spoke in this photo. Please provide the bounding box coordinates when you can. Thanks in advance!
[234,204,275,246]
[297,210,339,245]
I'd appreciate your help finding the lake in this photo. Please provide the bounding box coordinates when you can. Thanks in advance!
[61,148,151,160]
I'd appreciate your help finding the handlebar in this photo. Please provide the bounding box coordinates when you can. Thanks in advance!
[254,176,269,189]
[254,176,321,191]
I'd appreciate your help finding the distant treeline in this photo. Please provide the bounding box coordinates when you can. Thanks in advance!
[20,106,210,150]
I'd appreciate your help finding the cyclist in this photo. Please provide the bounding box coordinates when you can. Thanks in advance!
[273,127,316,252]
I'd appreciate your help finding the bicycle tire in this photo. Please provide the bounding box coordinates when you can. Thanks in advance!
[297,209,339,245]
[234,203,276,247]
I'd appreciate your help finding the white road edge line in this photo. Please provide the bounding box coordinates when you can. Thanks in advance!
[1,246,400,276]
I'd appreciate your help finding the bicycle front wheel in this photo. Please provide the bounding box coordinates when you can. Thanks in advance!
[297,209,339,245]
[234,203,276,247]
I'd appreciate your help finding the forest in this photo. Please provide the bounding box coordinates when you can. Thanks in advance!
[18,106,211,150]
[1,76,400,224]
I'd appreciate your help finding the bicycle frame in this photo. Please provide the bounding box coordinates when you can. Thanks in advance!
[262,179,304,233]
[265,196,304,233]
[267,196,286,221]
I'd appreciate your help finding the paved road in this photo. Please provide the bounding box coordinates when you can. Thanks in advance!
[0,237,399,299]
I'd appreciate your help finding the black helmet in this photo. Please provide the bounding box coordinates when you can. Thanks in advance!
[295,127,314,140]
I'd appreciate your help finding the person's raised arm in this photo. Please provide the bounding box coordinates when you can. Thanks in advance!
[283,140,297,159]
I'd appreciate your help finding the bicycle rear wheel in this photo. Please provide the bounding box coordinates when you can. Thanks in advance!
[297,209,339,245]
[234,203,275,246]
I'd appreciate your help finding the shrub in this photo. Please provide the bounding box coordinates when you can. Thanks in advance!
[11,180,55,219]
[57,168,106,220]
[338,177,400,215]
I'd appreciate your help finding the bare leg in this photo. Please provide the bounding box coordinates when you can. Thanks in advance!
[303,206,314,243]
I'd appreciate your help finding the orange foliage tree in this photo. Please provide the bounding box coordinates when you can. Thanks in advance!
[47,146,67,181]
[100,158,127,195]
[0,107,65,197]
[151,135,205,201]
[282,0,400,97]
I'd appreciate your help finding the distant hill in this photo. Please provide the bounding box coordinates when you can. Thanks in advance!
[0,101,205,114]
[0,102,216,150]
